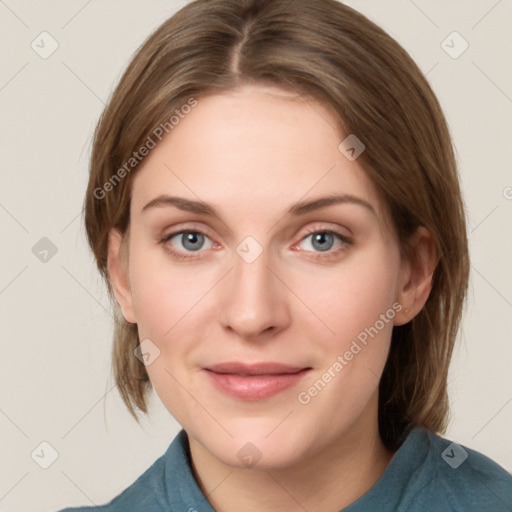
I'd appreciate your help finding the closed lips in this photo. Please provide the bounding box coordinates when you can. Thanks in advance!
[202,362,312,400]
[204,362,311,375]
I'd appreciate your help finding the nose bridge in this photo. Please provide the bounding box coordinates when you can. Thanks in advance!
[219,236,286,338]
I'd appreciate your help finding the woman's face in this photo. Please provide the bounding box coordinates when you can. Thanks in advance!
[112,84,409,469]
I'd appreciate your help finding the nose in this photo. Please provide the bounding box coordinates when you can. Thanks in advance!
[218,245,290,341]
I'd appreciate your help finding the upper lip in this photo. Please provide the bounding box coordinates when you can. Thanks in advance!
[204,362,310,375]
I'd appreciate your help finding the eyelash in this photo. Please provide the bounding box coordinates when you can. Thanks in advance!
[159,226,352,261]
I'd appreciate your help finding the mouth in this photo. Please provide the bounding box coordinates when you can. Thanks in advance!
[202,362,312,401]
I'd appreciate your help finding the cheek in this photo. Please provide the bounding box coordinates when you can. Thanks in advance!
[131,275,175,340]
[129,257,207,422]
[307,247,400,345]
[295,255,399,422]
[128,244,208,339]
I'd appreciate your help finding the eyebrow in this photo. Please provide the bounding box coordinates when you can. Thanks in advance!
[141,192,376,219]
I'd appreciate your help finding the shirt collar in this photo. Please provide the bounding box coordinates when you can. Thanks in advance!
[163,429,216,511]
[163,427,432,511]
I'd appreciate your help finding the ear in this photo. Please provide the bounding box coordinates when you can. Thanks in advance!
[393,226,437,326]
[107,228,137,324]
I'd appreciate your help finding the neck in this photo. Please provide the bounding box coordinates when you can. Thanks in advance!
[187,395,395,512]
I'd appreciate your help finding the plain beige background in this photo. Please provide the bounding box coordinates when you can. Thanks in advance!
[0,1,511,510]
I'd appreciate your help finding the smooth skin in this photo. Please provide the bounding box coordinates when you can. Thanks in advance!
[107,84,436,512]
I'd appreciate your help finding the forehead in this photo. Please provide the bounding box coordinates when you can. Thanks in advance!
[130,84,389,227]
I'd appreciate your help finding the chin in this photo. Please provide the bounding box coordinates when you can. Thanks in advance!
[216,440,304,471]
[203,420,315,470]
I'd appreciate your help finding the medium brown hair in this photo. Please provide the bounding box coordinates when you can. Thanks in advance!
[84,0,469,449]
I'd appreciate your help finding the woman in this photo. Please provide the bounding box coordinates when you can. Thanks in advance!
[58,0,512,510]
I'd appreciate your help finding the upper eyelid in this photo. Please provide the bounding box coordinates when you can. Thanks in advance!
[162,220,350,236]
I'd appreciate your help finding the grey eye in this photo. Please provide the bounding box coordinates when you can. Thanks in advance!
[309,232,336,252]
[176,232,207,252]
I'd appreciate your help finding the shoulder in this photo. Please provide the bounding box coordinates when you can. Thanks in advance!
[404,428,512,512]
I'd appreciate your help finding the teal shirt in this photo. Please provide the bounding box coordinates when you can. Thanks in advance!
[57,427,512,511]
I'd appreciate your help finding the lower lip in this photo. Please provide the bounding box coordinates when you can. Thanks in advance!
[203,369,311,401]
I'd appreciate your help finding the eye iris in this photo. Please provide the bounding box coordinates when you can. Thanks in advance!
[182,232,204,251]
[312,232,334,252]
